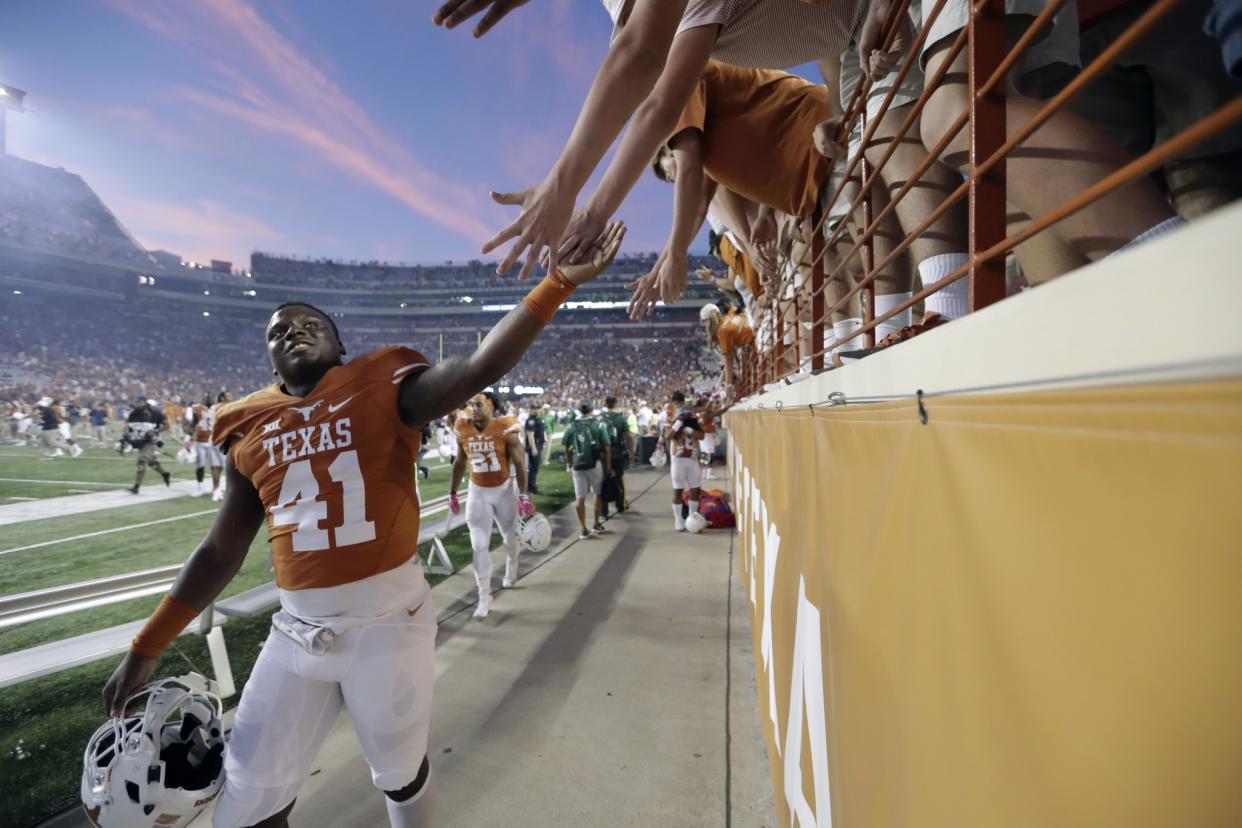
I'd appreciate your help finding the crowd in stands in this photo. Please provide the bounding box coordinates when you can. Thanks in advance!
[250,251,718,292]
[0,155,149,265]
[0,295,717,436]
[431,0,1241,400]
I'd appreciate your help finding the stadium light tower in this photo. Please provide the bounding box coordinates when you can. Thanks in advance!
[0,83,28,156]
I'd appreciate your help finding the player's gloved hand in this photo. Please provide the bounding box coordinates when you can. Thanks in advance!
[449,491,461,515]
[518,494,535,517]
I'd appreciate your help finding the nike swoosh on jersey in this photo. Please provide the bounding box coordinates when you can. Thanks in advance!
[327,396,355,413]
[406,602,423,617]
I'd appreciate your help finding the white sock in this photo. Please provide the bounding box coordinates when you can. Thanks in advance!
[385,770,436,828]
[874,292,913,341]
[689,500,700,517]
[672,503,684,525]
[918,253,969,319]
[831,318,862,354]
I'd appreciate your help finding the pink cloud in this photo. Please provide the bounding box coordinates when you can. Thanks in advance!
[102,0,495,246]
[108,195,284,265]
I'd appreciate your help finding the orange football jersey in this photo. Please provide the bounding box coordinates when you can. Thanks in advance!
[191,404,213,443]
[213,346,431,591]
[455,415,521,488]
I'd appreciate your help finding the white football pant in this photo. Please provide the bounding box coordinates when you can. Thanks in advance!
[212,594,435,827]
[465,480,519,596]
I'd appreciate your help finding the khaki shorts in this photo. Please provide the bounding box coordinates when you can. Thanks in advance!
[919,0,1081,81]
[1022,0,1242,161]
[824,10,927,231]
[136,442,160,465]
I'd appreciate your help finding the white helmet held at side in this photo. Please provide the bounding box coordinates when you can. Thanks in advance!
[81,678,225,828]
[685,511,708,534]
[650,445,668,468]
[517,512,552,552]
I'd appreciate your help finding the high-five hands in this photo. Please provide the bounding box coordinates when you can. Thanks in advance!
[483,181,575,282]
[558,220,627,287]
[625,247,688,320]
[432,0,531,37]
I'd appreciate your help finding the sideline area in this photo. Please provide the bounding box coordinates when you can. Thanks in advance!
[47,466,775,827]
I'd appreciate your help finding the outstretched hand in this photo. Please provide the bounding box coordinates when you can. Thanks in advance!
[625,247,688,319]
[433,0,531,37]
[558,220,627,287]
[558,208,609,267]
[483,181,575,282]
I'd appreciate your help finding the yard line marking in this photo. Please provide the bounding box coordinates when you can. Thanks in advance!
[0,480,201,526]
[0,478,125,487]
[5,496,37,501]
[0,509,219,557]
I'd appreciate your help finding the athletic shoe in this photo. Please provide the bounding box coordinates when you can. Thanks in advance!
[832,312,949,367]
[674,521,687,532]
[211,489,225,502]
[578,528,591,540]
[419,465,430,480]
[592,522,606,534]
[502,561,517,589]
[129,484,140,495]
[162,472,172,486]
[52,448,64,458]
[69,444,83,457]
[472,593,491,620]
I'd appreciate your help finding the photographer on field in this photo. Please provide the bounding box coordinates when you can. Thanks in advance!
[125,396,171,494]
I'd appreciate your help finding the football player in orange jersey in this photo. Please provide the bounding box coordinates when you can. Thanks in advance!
[449,390,532,619]
[190,392,228,500]
[101,221,626,828]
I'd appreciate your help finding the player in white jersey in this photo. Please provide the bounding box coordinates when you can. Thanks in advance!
[663,391,705,531]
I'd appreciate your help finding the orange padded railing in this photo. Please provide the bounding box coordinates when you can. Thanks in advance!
[732,0,1242,397]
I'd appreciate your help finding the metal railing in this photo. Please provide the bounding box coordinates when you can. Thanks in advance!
[733,0,1242,396]
[0,491,469,691]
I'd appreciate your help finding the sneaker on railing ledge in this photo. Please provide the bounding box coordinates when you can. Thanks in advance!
[832,312,949,367]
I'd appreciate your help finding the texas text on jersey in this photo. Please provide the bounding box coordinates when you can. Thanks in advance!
[455,415,522,488]
[213,346,430,591]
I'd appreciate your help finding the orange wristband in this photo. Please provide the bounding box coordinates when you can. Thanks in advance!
[522,271,575,323]
[131,595,199,657]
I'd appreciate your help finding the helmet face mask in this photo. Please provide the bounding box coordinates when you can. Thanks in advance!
[517,512,552,552]
[82,678,225,828]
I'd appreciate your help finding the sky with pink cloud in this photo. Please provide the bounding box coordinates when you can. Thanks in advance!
[1,1,818,269]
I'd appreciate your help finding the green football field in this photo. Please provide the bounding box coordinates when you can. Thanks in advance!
[0,442,579,827]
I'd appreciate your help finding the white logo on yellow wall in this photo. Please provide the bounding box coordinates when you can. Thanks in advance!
[732,439,833,827]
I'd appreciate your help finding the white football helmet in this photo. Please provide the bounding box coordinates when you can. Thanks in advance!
[685,511,708,534]
[82,678,225,828]
[650,446,667,468]
[517,512,552,552]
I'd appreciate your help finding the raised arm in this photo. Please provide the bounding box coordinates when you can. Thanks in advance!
[628,131,715,318]
[400,222,627,427]
[563,25,717,262]
[102,461,266,714]
[481,1,688,280]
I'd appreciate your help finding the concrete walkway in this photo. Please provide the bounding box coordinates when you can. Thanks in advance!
[54,466,776,827]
